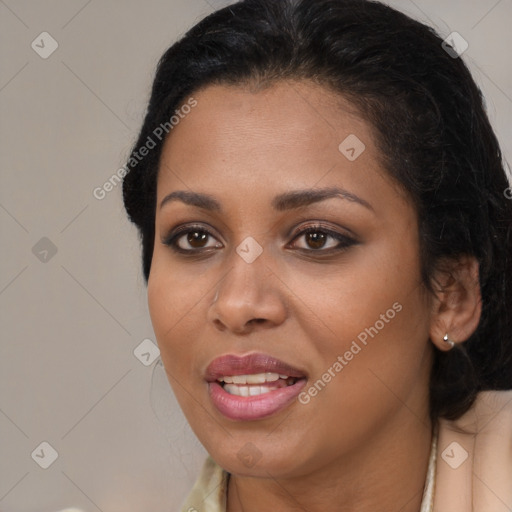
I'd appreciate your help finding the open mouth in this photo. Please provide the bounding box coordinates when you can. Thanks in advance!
[217,373,301,397]
[205,352,308,420]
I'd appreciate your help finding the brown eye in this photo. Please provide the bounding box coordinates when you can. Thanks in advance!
[289,224,358,253]
[187,231,209,248]
[162,225,223,253]
[305,231,328,249]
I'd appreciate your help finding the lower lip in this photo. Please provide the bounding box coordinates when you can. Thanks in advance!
[208,379,307,421]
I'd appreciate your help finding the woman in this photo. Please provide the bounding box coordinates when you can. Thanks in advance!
[122,0,512,510]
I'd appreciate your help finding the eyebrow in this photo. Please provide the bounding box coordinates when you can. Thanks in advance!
[159,186,374,213]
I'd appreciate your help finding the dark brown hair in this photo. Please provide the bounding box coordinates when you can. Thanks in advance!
[122,0,512,420]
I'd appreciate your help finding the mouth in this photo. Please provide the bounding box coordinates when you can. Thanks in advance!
[217,373,301,397]
[205,353,307,421]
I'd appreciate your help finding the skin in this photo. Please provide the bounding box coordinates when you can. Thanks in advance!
[147,80,481,511]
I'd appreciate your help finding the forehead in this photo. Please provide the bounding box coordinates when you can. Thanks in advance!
[163,80,370,158]
[155,81,397,214]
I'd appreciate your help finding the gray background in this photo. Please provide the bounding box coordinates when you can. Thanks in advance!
[1,0,511,510]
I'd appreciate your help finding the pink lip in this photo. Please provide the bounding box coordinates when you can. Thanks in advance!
[204,353,307,381]
[205,353,308,421]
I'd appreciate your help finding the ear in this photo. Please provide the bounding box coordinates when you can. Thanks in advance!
[429,255,482,351]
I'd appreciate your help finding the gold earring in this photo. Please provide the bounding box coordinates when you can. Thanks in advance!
[443,334,455,349]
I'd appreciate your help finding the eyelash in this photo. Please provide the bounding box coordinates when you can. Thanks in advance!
[162,222,358,256]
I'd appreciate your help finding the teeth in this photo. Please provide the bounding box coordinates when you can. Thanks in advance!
[218,372,285,384]
[224,384,273,397]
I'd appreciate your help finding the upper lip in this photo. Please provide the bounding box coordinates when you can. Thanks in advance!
[205,352,307,382]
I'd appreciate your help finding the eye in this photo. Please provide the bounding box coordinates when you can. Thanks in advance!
[288,224,357,253]
[162,224,222,253]
[162,222,358,256]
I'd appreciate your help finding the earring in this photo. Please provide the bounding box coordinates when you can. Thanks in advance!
[443,334,455,349]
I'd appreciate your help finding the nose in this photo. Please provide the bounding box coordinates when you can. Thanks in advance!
[207,253,288,335]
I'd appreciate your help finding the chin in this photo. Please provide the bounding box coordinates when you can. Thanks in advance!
[206,435,313,479]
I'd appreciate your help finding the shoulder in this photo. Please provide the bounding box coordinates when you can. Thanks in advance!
[434,390,512,512]
[179,455,229,512]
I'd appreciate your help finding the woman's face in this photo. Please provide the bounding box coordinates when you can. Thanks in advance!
[148,81,433,478]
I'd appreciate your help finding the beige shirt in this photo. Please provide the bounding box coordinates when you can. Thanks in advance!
[180,390,512,512]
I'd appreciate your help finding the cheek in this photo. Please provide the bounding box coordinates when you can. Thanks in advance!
[147,271,206,416]
[147,250,205,330]
[316,266,428,414]
[147,271,175,341]
[285,231,429,401]
[289,287,429,458]
[280,240,422,344]
[147,266,195,365]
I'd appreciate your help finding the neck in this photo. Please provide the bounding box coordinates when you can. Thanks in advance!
[227,410,433,512]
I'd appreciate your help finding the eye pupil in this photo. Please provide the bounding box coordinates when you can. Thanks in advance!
[187,231,208,248]
[306,232,326,249]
